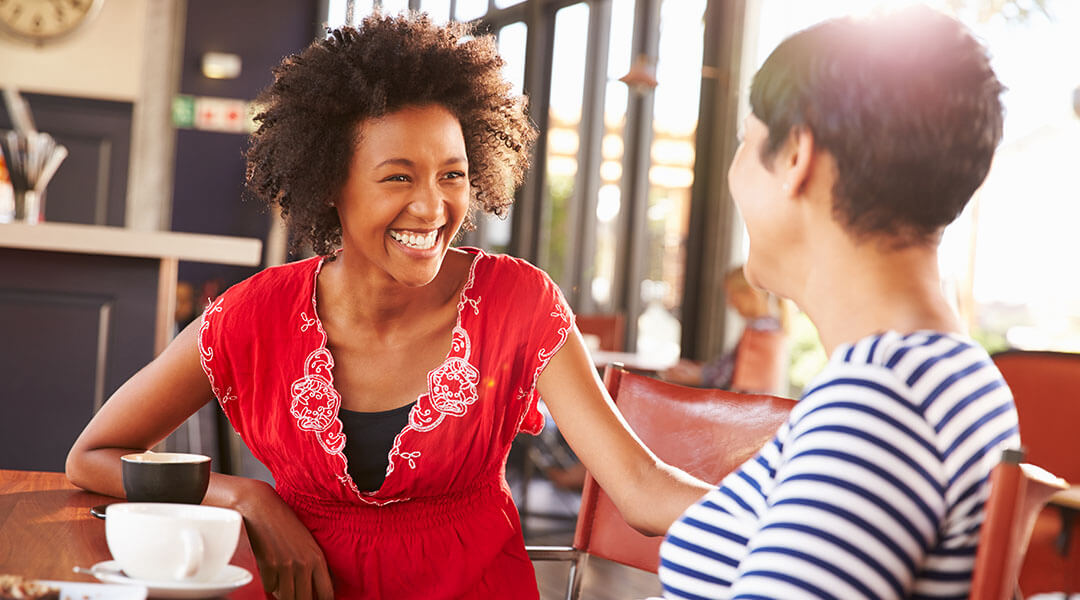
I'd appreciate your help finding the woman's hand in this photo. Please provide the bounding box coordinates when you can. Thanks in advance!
[232,478,335,600]
[63,318,334,599]
[537,328,711,536]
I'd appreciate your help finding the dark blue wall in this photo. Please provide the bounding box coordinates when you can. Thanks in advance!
[171,0,320,291]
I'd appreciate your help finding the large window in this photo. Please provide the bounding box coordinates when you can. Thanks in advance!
[325,0,712,354]
[737,0,1080,391]
[540,3,590,286]
[643,0,706,321]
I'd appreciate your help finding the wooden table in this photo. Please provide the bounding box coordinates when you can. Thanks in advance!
[1049,485,1080,557]
[590,350,678,373]
[1050,485,1080,511]
[0,469,265,598]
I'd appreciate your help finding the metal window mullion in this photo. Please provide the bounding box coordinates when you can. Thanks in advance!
[613,0,660,349]
[510,2,557,263]
[563,0,612,310]
[681,0,747,360]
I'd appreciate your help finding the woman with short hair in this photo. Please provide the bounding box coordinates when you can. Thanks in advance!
[660,7,1020,599]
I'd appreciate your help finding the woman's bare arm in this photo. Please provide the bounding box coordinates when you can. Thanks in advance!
[536,328,711,536]
[66,317,218,497]
[65,317,334,600]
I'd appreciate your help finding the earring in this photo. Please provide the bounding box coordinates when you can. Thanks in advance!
[782,182,791,193]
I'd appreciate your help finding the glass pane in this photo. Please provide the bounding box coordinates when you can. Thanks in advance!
[947,1,1080,353]
[419,0,451,23]
[379,0,409,15]
[326,0,348,29]
[354,0,376,23]
[643,0,706,324]
[743,0,1080,391]
[497,22,527,96]
[455,0,488,22]
[591,0,636,309]
[471,23,527,254]
[542,3,590,286]
[494,0,526,8]
[325,0,375,28]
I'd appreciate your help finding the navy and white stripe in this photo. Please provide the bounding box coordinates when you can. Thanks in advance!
[659,331,1020,599]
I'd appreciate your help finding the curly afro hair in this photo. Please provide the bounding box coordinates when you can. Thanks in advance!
[245,12,537,256]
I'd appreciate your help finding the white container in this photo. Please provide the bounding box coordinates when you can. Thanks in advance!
[105,503,241,583]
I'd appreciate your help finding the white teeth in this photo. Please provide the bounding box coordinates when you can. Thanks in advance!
[389,229,438,250]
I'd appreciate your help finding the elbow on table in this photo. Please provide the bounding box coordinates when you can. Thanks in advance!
[64,447,89,490]
[63,442,106,494]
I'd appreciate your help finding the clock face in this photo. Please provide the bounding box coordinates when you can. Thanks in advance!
[0,0,103,43]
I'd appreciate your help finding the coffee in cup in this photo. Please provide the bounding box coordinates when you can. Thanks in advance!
[105,502,241,582]
[121,452,211,504]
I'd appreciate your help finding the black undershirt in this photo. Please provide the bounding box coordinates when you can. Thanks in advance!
[338,401,416,492]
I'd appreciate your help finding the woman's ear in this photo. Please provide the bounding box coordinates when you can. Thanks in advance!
[781,126,816,197]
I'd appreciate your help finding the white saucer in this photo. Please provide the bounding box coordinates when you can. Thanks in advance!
[86,561,253,599]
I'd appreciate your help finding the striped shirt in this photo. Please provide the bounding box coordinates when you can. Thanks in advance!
[659,331,1020,599]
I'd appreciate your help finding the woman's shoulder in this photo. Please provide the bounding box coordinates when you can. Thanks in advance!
[827,330,988,382]
[227,256,320,297]
[798,330,1008,426]
[205,255,323,321]
[456,246,558,291]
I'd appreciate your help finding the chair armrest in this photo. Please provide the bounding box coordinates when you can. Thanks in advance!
[525,545,579,561]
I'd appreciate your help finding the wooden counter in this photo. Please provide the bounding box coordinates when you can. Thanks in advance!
[0,222,262,265]
[0,223,262,472]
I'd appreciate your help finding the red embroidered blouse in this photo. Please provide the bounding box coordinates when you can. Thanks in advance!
[198,247,573,599]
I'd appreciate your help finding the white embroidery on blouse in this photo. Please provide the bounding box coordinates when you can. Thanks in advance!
[289,339,346,455]
[515,292,573,435]
[399,451,422,469]
[198,297,236,406]
[290,252,483,506]
[532,300,572,386]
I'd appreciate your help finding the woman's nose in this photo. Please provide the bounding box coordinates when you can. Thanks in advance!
[407,180,445,221]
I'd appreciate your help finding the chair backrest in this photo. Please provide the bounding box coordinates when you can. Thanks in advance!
[730,326,789,395]
[971,449,1068,600]
[990,350,1080,594]
[572,365,796,573]
[991,350,1080,481]
[575,313,627,352]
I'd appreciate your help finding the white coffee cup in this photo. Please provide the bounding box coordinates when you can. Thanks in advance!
[105,502,241,583]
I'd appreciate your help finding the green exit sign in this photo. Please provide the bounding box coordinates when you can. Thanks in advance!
[172,95,195,129]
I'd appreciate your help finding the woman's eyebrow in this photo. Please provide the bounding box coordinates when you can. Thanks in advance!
[373,156,467,169]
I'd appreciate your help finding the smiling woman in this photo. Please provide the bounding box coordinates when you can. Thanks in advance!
[243,17,535,259]
[64,11,712,600]
[333,104,470,288]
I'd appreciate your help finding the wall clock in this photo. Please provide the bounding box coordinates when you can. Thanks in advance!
[0,0,105,45]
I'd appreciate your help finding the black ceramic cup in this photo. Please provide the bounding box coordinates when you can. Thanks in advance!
[121,452,211,504]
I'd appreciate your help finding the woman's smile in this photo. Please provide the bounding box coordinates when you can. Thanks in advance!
[388,228,440,252]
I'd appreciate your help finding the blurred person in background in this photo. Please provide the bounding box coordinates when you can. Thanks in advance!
[662,265,789,395]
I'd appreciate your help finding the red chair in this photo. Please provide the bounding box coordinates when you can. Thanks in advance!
[527,365,796,599]
[575,313,627,352]
[971,448,1068,600]
[991,350,1080,595]
[730,325,789,395]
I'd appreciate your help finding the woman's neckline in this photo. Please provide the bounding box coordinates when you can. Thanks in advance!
[303,247,483,496]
